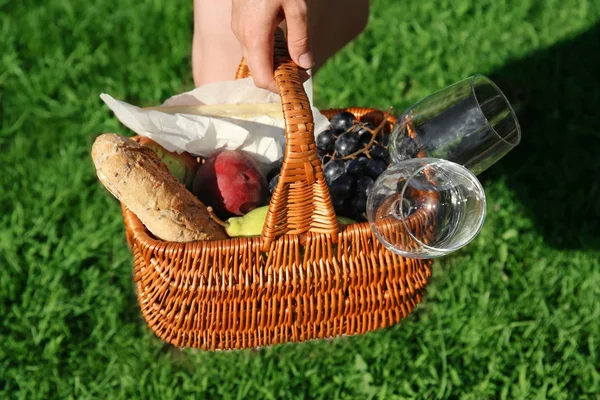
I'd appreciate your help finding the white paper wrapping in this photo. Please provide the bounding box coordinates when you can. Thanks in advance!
[100,76,330,171]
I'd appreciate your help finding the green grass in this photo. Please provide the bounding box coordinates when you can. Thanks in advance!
[1,0,599,398]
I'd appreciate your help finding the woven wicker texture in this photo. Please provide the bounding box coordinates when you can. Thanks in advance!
[235,58,251,79]
[121,30,434,350]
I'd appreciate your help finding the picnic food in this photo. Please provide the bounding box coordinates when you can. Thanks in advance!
[391,135,420,162]
[92,111,394,243]
[91,133,227,242]
[134,137,199,190]
[263,111,395,221]
[329,111,356,132]
[315,129,335,152]
[192,150,268,219]
[224,205,358,238]
[311,111,393,220]
[112,30,440,350]
[323,160,345,183]
[145,102,285,119]
[224,205,270,237]
[334,131,360,157]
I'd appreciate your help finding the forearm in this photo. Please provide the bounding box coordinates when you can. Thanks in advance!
[192,0,242,87]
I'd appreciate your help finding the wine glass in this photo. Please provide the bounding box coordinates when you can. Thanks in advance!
[389,75,521,175]
[366,158,486,259]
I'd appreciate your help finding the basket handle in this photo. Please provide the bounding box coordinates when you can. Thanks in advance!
[237,29,339,250]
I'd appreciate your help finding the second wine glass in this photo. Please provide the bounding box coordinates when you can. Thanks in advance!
[389,74,521,175]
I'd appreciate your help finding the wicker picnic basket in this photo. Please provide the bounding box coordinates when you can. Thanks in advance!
[120,31,434,350]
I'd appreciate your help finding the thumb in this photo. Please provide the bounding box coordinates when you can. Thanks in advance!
[284,3,313,69]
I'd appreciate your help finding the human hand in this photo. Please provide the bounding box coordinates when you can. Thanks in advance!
[231,0,313,92]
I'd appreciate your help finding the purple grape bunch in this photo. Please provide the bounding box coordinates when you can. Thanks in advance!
[265,111,417,221]
[315,111,393,220]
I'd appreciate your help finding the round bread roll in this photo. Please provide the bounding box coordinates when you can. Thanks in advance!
[92,133,227,242]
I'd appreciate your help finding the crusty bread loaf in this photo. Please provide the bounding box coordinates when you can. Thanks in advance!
[92,133,227,242]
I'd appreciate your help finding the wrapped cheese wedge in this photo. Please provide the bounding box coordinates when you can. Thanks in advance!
[144,102,284,119]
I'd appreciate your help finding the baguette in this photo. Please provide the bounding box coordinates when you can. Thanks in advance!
[91,133,227,242]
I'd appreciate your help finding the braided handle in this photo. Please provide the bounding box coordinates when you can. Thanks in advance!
[237,30,339,250]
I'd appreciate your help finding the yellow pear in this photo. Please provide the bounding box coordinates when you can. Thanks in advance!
[225,206,270,237]
[225,206,358,237]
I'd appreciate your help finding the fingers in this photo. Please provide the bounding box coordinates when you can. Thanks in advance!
[232,0,281,92]
[284,1,313,69]
[232,0,312,93]
[243,31,280,92]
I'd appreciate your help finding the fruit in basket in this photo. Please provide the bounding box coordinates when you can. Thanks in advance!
[224,205,357,237]
[316,129,336,153]
[192,150,267,218]
[267,160,282,181]
[329,173,354,205]
[358,155,370,167]
[370,145,389,162]
[357,122,375,134]
[336,215,357,225]
[266,159,282,196]
[393,135,420,161]
[225,205,270,237]
[378,133,390,147]
[358,130,373,148]
[349,197,367,216]
[91,134,227,242]
[345,159,364,176]
[365,158,387,178]
[356,175,374,198]
[261,111,394,221]
[334,131,360,157]
[330,111,356,132]
[268,173,279,195]
[314,111,397,220]
[135,137,198,190]
[323,159,345,184]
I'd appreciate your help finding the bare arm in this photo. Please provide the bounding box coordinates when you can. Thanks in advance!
[192,0,241,87]
[193,0,369,90]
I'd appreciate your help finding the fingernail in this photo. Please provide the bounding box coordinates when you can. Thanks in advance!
[298,52,314,69]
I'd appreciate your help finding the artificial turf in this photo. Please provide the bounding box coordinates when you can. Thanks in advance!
[1,0,599,398]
